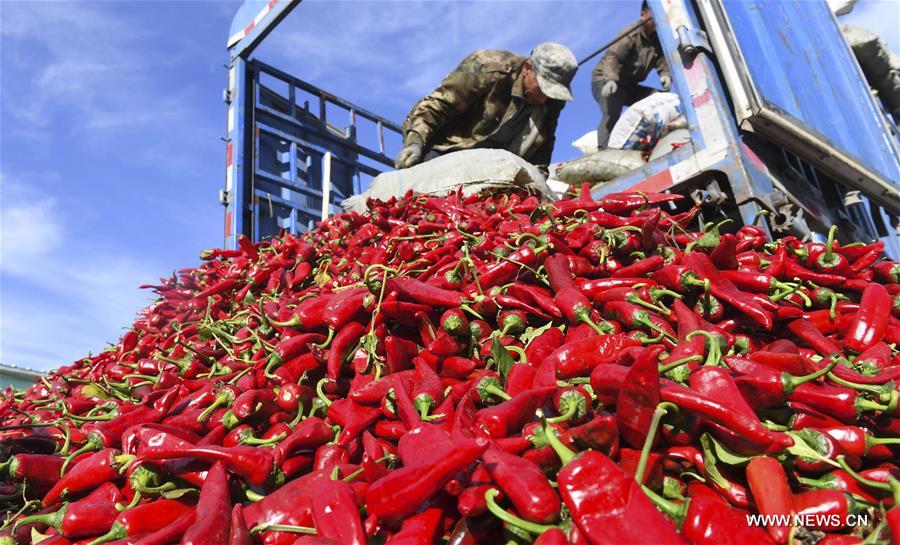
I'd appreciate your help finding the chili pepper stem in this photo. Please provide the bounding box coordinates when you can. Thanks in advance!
[658,355,702,374]
[546,402,579,424]
[783,358,839,392]
[249,523,317,535]
[826,371,892,397]
[312,328,335,350]
[13,510,61,531]
[197,391,231,422]
[484,488,558,535]
[631,297,671,316]
[505,345,527,364]
[482,383,512,402]
[686,330,722,367]
[543,419,577,466]
[836,456,893,493]
[60,435,103,475]
[641,484,685,523]
[316,378,333,407]
[635,402,678,486]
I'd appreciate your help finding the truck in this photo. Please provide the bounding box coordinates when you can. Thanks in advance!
[219,0,900,254]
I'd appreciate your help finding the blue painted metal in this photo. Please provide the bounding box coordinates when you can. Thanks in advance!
[591,0,899,254]
[224,1,402,247]
[228,0,301,61]
[720,0,900,184]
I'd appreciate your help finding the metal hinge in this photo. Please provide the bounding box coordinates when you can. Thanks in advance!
[676,25,712,62]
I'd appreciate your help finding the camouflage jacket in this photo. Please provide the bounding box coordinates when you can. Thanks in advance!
[402,50,565,172]
[591,27,669,85]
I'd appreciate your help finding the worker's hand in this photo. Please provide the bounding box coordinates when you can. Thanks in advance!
[660,75,671,90]
[395,144,423,169]
[601,80,618,98]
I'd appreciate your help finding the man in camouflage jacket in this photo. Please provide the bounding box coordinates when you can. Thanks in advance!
[396,43,577,177]
[592,0,671,148]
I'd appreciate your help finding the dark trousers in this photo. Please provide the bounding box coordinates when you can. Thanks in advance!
[591,80,656,148]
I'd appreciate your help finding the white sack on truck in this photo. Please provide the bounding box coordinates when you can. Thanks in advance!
[571,130,600,155]
[553,149,645,184]
[342,149,556,213]
[608,92,683,151]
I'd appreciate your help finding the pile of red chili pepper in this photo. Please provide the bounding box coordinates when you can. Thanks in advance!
[1,185,899,545]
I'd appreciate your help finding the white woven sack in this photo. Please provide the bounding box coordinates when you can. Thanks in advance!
[342,149,555,213]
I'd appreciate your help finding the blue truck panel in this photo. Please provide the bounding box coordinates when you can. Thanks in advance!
[721,0,900,183]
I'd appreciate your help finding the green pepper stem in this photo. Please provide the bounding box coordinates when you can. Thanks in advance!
[635,402,678,486]
[824,225,838,263]
[197,391,232,423]
[835,456,892,492]
[316,378,333,408]
[641,484,686,523]
[544,422,576,466]
[546,402,579,424]
[61,435,103,475]
[685,330,722,367]
[505,345,527,364]
[825,372,891,396]
[484,489,558,535]
[314,328,335,350]
[483,383,512,402]
[658,355,702,374]
[249,523,317,535]
[630,296,671,317]
[784,358,838,392]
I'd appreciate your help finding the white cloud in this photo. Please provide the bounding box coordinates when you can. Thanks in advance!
[0,177,163,371]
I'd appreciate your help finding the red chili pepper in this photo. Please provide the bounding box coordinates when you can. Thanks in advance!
[787,319,840,356]
[506,283,562,318]
[644,486,776,545]
[474,387,555,438]
[603,301,675,341]
[43,449,132,506]
[311,478,366,545]
[662,382,791,452]
[14,497,120,538]
[482,444,561,524]
[844,283,891,353]
[465,243,549,296]
[87,500,193,545]
[139,440,273,486]
[747,456,796,544]
[365,437,488,524]
[792,489,858,531]
[327,322,365,379]
[789,383,888,424]
[682,252,773,329]
[0,453,63,492]
[273,417,334,466]
[548,441,687,544]
[384,277,464,308]
[728,357,836,409]
[327,399,382,446]
[784,258,845,286]
[874,261,900,283]
[615,345,664,450]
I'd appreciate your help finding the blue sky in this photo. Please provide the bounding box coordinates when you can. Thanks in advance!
[1,0,898,371]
